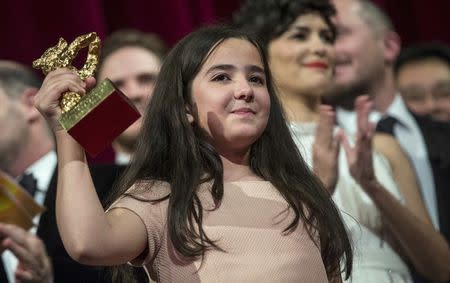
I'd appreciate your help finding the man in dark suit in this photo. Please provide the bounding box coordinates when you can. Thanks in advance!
[329,0,449,242]
[377,113,450,243]
[0,61,125,283]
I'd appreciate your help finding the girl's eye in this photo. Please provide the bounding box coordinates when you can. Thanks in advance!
[212,74,230,82]
[249,75,265,85]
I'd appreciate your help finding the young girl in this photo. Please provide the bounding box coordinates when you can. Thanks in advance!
[34,25,352,282]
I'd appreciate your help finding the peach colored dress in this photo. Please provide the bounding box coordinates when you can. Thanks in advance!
[109,180,329,283]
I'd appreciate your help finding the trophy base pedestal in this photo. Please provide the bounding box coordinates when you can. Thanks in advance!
[59,79,141,157]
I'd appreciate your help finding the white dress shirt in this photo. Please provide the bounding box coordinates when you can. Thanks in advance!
[2,151,57,283]
[336,95,439,229]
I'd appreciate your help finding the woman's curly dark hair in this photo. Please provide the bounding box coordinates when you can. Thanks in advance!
[233,0,337,48]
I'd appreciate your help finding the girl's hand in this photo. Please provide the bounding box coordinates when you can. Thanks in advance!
[34,68,95,132]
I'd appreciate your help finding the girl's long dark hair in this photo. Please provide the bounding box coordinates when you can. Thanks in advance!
[105,24,352,282]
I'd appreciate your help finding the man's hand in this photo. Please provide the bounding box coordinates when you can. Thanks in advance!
[0,224,53,283]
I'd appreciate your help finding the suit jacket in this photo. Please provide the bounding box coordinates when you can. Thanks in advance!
[412,115,450,242]
[0,164,147,283]
[377,114,450,283]
[377,114,450,240]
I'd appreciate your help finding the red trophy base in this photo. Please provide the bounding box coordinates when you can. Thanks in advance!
[59,79,141,157]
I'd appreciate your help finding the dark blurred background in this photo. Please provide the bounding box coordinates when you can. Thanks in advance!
[1,0,449,68]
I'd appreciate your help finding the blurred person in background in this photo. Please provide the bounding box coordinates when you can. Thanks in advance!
[329,0,437,233]
[394,42,450,123]
[97,29,168,164]
[0,60,124,283]
[395,42,450,265]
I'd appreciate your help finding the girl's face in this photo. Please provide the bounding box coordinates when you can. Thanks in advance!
[190,38,271,154]
[268,13,335,96]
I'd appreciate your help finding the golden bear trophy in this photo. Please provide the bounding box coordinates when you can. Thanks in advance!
[33,32,141,156]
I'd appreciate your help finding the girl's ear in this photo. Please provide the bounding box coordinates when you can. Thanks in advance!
[185,105,194,123]
[187,113,194,123]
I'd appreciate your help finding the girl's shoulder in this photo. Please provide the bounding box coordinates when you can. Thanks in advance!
[126,180,171,201]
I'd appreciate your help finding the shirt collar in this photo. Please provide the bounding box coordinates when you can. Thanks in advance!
[386,94,415,130]
[23,151,57,192]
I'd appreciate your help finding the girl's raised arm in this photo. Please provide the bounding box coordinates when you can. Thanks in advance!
[34,68,148,266]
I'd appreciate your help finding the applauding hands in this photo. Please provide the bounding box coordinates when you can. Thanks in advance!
[339,96,380,191]
[313,105,340,194]
[313,95,379,193]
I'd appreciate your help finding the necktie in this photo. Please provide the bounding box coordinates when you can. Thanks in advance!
[19,173,38,197]
[376,115,398,135]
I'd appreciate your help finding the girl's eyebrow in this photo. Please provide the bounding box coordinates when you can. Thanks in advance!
[247,65,265,74]
[205,64,235,76]
[205,64,265,76]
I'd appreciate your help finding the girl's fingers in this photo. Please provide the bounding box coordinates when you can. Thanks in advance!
[35,77,86,111]
[85,76,97,91]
